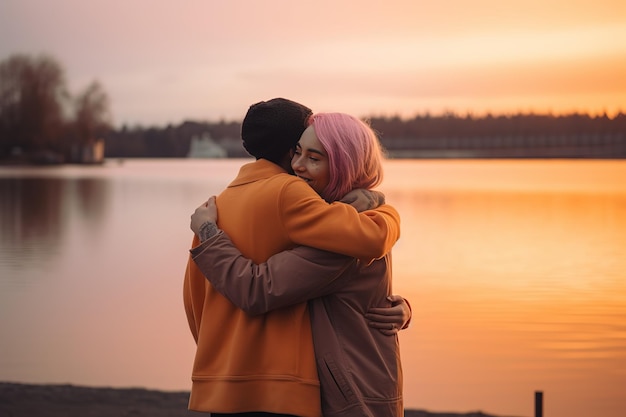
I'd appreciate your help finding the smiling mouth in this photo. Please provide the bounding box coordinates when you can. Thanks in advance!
[297,175,312,183]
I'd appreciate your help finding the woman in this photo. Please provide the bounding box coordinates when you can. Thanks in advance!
[191,113,407,417]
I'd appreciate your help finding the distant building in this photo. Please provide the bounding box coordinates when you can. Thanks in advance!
[187,133,227,158]
[70,139,105,164]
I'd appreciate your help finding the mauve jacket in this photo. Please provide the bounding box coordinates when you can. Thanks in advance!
[191,231,404,417]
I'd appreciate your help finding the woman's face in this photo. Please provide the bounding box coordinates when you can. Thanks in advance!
[291,125,330,197]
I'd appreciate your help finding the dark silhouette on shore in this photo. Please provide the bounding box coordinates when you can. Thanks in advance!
[104,112,626,159]
[0,382,523,417]
[0,54,111,165]
[1,52,624,163]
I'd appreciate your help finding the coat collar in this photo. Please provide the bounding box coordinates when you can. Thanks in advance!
[228,159,288,188]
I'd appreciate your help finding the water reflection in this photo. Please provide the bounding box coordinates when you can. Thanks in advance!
[72,178,110,228]
[0,159,625,417]
[0,177,111,276]
[383,185,626,417]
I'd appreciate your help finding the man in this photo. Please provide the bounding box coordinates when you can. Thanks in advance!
[183,98,401,417]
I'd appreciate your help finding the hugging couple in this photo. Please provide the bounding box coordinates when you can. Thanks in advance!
[183,98,410,417]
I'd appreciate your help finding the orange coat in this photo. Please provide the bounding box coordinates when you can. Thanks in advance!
[183,159,400,416]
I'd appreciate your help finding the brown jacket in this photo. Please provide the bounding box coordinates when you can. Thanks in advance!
[183,159,400,416]
[191,231,403,417]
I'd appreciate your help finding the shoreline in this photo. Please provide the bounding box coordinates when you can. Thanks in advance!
[0,381,517,417]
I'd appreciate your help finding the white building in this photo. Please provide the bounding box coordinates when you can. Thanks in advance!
[187,133,227,158]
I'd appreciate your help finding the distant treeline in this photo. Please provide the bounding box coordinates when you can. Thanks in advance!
[105,112,626,159]
[3,52,624,161]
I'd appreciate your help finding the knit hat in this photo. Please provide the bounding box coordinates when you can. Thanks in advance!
[241,98,313,164]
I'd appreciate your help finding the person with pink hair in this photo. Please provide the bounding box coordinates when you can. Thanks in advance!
[190,112,407,417]
[294,112,385,203]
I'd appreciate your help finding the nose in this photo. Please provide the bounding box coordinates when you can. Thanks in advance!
[291,154,305,172]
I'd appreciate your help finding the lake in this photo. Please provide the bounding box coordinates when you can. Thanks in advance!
[1,158,625,417]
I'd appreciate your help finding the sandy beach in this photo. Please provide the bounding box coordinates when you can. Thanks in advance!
[0,382,517,417]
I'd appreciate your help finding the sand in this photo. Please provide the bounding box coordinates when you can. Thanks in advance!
[0,382,514,417]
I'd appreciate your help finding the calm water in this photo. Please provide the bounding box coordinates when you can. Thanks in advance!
[1,158,625,417]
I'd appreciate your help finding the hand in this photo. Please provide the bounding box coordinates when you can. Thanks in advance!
[190,196,218,235]
[365,295,412,336]
[339,189,386,212]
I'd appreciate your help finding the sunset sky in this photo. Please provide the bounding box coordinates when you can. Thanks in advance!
[1,0,624,127]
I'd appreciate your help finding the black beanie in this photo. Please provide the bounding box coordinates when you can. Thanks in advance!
[241,98,313,165]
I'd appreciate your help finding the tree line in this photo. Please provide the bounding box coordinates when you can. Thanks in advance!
[105,112,626,159]
[0,54,111,164]
[1,53,624,162]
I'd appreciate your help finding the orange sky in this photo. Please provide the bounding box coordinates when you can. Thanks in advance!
[1,0,624,126]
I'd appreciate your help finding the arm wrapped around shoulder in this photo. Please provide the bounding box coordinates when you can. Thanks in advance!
[191,230,355,315]
[281,180,401,260]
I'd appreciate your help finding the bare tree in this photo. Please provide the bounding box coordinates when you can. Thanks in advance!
[73,81,112,145]
[0,54,69,159]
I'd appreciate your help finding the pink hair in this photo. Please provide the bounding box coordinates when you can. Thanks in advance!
[308,113,385,202]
